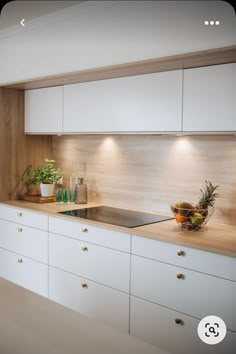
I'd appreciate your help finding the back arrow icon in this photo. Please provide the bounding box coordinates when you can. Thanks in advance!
[20,19,25,27]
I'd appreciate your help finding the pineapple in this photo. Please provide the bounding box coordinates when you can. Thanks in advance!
[197,180,220,210]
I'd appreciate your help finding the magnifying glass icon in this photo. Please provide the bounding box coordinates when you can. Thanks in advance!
[209,326,216,334]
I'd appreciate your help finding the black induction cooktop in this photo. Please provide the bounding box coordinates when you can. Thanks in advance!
[58,206,173,228]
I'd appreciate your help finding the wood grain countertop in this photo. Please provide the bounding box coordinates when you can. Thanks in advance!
[1,200,236,257]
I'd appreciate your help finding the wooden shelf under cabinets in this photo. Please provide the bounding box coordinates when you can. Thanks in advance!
[1,46,236,90]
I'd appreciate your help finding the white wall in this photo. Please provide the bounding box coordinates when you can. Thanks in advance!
[0,1,235,84]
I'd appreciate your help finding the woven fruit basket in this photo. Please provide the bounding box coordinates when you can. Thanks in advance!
[170,181,219,232]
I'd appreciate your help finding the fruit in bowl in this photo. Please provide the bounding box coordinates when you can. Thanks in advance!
[171,181,219,231]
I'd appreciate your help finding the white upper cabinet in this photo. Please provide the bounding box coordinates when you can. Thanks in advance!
[25,86,63,133]
[183,63,236,132]
[63,70,183,133]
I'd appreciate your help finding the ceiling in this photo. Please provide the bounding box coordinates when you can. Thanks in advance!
[0,1,83,30]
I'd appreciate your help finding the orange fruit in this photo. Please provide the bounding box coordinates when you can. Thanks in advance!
[175,213,187,224]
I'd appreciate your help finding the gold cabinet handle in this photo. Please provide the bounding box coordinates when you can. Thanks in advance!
[81,246,88,251]
[17,212,23,217]
[176,273,185,279]
[18,259,23,263]
[175,318,184,325]
[81,283,88,288]
[18,228,23,232]
[177,250,185,256]
[82,227,88,233]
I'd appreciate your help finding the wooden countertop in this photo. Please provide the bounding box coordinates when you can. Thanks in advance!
[1,200,236,257]
[0,278,166,354]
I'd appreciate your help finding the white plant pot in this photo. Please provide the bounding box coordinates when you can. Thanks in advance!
[40,183,55,197]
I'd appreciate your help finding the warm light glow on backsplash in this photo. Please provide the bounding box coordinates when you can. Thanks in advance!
[98,136,123,167]
[168,136,198,174]
[174,136,193,152]
[52,135,236,225]
[100,136,117,151]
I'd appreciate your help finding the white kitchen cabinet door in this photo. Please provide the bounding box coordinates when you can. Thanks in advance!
[130,296,236,354]
[0,204,48,231]
[49,233,130,293]
[131,255,236,332]
[63,70,182,133]
[0,248,48,297]
[49,267,129,333]
[49,216,131,253]
[183,63,236,131]
[25,86,63,133]
[0,219,48,264]
[132,235,236,282]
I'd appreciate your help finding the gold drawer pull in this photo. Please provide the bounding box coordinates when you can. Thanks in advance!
[177,250,185,256]
[81,283,88,288]
[176,273,185,279]
[81,246,88,252]
[17,212,23,217]
[175,318,184,325]
[82,227,88,233]
[18,259,23,263]
[18,228,23,232]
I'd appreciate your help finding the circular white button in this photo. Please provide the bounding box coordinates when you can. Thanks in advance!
[198,316,227,345]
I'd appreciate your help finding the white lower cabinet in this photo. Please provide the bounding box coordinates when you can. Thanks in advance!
[0,248,48,297]
[0,205,49,297]
[130,235,236,352]
[49,232,130,293]
[0,204,48,230]
[49,266,129,333]
[1,203,236,353]
[131,255,236,332]
[0,219,48,264]
[130,296,236,354]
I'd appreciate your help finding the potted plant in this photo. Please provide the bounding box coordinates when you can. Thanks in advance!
[22,158,63,197]
[20,164,40,196]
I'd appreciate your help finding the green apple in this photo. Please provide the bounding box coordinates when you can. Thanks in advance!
[190,212,203,225]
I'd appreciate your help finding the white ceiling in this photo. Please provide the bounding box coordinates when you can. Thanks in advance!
[0,1,83,30]
[0,1,235,85]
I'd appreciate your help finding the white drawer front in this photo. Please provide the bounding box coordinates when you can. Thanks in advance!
[130,296,236,354]
[49,216,130,252]
[49,233,130,293]
[0,205,48,231]
[49,266,129,333]
[0,248,48,297]
[132,235,236,281]
[131,255,236,332]
[0,219,48,264]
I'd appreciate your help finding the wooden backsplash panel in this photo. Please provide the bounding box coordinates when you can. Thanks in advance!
[0,88,52,201]
[52,135,236,225]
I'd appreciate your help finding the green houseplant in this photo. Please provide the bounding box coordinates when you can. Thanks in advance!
[21,158,63,197]
[21,164,40,196]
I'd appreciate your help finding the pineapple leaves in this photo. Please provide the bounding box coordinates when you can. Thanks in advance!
[198,180,220,209]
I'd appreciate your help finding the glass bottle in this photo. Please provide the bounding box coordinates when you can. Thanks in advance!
[75,178,88,204]
[69,163,78,203]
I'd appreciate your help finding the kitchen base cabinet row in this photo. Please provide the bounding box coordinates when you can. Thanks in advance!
[1,204,236,354]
